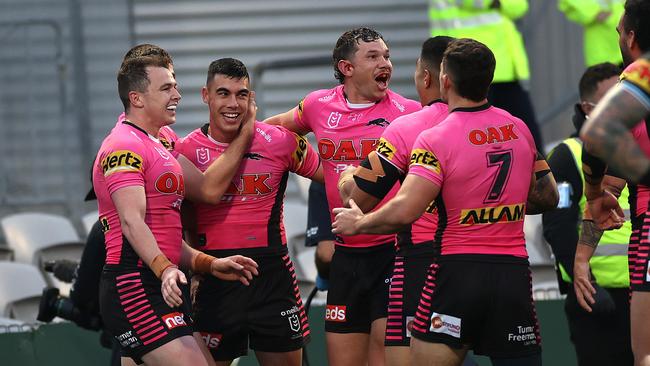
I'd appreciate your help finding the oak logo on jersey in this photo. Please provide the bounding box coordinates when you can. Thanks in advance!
[410,149,440,173]
[468,124,519,146]
[459,203,525,226]
[101,150,143,176]
[196,147,210,165]
[621,59,650,93]
[318,138,378,161]
[155,172,185,196]
[376,137,396,161]
[225,174,272,195]
[366,118,389,127]
[292,134,309,167]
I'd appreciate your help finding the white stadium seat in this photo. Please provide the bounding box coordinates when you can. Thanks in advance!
[0,262,47,322]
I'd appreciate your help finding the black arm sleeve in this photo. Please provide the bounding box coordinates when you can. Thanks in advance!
[542,143,582,284]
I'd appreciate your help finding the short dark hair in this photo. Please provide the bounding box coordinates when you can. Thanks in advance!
[442,38,495,102]
[122,43,173,68]
[117,55,170,111]
[333,27,385,83]
[624,0,650,52]
[420,36,455,72]
[578,62,621,100]
[206,57,249,85]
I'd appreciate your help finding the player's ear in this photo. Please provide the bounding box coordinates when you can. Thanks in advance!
[201,86,209,104]
[129,90,144,109]
[423,69,431,89]
[338,59,354,78]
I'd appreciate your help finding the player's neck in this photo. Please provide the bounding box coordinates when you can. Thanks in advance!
[446,93,487,112]
[207,123,236,144]
[342,84,382,104]
[124,111,161,138]
[421,92,442,107]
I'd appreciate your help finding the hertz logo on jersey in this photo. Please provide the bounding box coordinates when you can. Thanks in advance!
[410,148,440,173]
[101,150,143,177]
[297,99,305,119]
[292,133,309,168]
[459,204,525,226]
[621,58,650,94]
[376,137,396,161]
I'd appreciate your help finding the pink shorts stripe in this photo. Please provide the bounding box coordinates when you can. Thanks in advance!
[142,329,168,346]
[116,272,140,281]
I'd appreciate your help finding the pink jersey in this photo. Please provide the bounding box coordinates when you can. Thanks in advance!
[295,85,421,247]
[174,122,320,254]
[93,121,185,267]
[632,122,650,216]
[409,104,536,257]
[116,112,178,150]
[376,100,447,249]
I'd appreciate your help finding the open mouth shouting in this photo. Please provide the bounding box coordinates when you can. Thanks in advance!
[375,71,390,91]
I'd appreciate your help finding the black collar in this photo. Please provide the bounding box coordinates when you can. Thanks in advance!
[450,103,490,113]
[122,120,150,136]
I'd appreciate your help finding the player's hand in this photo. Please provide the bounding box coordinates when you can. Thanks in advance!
[190,274,203,305]
[332,199,364,235]
[238,91,256,140]
[573,251,596,313]
[585,190,624,230]
[161,266,186,308]
[337,165,356,202]
[210,255,259,285]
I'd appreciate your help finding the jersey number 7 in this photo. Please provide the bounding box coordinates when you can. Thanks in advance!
[484,150,513,204]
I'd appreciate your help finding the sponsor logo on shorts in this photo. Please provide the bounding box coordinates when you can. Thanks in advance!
[327,112,342,128]
[459,204,525,226]
[101,150,143,176]
[196,147,210,165]
[468,124,519,146]
[116,330,141,348]
[405,316,415,338]
[507,325,537,346]
[410,149,440,173]
[429,312,461,338]
[162,312,187,330]
[325,305,347,322]
[200,332,222,350]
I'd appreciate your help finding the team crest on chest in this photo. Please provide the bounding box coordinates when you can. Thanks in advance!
[327,112,343,128]
[196,147,210,165]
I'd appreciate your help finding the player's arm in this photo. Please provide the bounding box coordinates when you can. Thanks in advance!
[178,241,258,286]
[338,151,403,213]
[263,107,310,136]
[526,151,559,214]
[332,174,439,235]
[580,82,650,183]
[112,185,187,307]
[181,93,256,204]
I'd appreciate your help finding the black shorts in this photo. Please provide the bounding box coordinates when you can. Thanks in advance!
[305,181,334,247]
[193,252,310,361]
[385,245,436,347]
[325,242,395,333]
[99,266,194,364]
[631,213,650,292]
[411,254,541,358]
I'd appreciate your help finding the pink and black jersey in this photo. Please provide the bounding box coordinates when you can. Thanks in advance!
[409,104,536,257]
[116,112,178,150]
[295,85,421,247]
[373,100,448,250]
[93,121,185,268]
[175,122,320,255]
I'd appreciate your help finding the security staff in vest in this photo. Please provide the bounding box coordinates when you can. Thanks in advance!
[559,0,624,66]
[429,0,542,150]
[542,62,633,366]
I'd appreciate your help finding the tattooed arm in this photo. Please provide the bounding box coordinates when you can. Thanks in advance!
[526,152,559,214]
[580,83,650,183]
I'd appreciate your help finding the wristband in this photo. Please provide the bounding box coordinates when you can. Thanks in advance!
[191,252,217,275]
[151,254,176,279]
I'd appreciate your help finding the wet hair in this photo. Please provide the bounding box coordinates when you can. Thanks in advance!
[623,0,650,52]
[117,55,170,111]
[578,62,621,100]
[420,36,455,72]
[442,38,495,102]
[206,57,249,85]
[332,27,385,83]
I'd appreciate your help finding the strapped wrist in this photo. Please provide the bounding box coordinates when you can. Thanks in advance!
[151,254,177,279]
[192,252,217,275]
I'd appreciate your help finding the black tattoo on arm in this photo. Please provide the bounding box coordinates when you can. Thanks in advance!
[580,85,650,182]
[527,173,559,215]
[578,220,604,248]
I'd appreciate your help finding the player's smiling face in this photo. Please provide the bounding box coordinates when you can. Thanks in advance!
[346,39,392,103]
[202,74,250,142]
[140,66,181,127]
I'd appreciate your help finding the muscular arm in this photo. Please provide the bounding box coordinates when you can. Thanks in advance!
[526,152,559,214]
[332,174,439,235]
[580,84,650,183]
[263,107,310,135]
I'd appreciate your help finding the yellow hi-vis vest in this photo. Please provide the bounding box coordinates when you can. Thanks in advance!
[558,137,630,288]
[429,0,530,82]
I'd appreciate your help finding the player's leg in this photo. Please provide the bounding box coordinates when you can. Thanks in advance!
[326,332,370,366]
[255,349,302,366]
[631,292,650,366]
[410,337,468,366]
[369,317,387,366]
[140,335,211,366]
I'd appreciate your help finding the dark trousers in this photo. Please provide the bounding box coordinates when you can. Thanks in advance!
[564,287,633,366]
[488,81,543,151]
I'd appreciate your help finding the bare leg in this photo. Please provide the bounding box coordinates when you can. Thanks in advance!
[140,335,211,366]
[326,332,369,366]
[255,349,302,366]
[368,317,387,366]
[631,292,650,366]
[409,336,468,366]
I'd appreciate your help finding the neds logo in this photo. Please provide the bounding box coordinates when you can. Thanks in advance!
[162,312,187,330]
[325,305,346,322]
